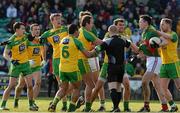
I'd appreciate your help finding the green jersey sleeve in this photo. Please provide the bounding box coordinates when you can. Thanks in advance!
[83,29,97,42]
[6,35,16,49]
[74,38,85,51]
[91,26,98,37]
[171,32,178,42]
[40,31,50,44]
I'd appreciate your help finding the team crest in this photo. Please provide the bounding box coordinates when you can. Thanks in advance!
[19,44,26,53]
[33,48,40,54]
[52,35,60,43]
[62,38,69,44]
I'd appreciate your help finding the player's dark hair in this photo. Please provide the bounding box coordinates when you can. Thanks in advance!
[162,18,172,28]
[68,24,78,34]
[140,15,152,25]
[13,22,25,32]
[81,15,92,27]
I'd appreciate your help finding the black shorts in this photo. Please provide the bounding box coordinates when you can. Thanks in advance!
[107,64,125,83]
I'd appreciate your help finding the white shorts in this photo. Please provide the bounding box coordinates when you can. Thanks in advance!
[146,57,162,75]
[88,57,100,72]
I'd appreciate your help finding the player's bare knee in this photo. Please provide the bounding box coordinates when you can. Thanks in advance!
[27,85,33,90]
[123,81,130,88]
[86,82,95,89]
[142,80,148,87]
[35,81,41,87]
[7,85,15,90]
[16,85,24,90]
[95,85,102,92]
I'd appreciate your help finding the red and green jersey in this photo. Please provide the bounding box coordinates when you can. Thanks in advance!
[139,25,160,56]
[40,26,68,59]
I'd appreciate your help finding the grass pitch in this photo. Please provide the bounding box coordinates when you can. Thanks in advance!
[0,97,180,112]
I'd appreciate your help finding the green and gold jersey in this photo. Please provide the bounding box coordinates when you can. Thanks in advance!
[139,25,159,56]
[91,26,98,37]
[27,41,43,67]
[159,31,179,64]
[78,27,97,59]
[40,26,68,59]
[60,36,85,72]
[6,34,29,63]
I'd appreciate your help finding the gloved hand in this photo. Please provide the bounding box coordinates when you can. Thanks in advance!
[11,60,20,66]
[150,40,160,48]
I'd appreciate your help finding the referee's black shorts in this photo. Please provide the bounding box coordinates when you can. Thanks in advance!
[107,64,125,83]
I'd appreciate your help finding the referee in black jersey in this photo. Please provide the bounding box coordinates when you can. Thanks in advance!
[94,25,139,112]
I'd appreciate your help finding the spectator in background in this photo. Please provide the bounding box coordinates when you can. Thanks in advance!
[6,3,17,18]
[18,5,26,21]
[51,4,60,13]
[6,18,16,34]
[99,24,107,39]
[65,7,76,24]
[0,3,5,18]
[105,1,114,15]
[98,9,110,22]
[83,0,95,14]
[116,0,125,14]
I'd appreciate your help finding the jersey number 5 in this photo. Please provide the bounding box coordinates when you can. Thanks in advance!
[62,46,69,58]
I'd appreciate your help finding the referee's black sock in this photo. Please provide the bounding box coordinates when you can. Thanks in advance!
[110,89,118,109]
[116,92,122,106]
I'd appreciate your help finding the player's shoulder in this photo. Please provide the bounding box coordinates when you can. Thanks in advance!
[41,30,51,38]
[73,38,81,44]
[147,25,157,33]
[8,34,17,42]
[60,25,68,32]
[171,31,178,36]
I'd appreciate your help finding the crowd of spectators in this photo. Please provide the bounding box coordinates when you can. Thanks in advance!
[0,0,180,75]
[0,0,179,38]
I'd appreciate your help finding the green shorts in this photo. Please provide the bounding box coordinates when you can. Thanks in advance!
[78,59,91,75]
[9,62,32,78]
[160,61,180,79]
[31,66,41,73]
[99,62,108,82]
[53,58,60,76]
[60,71,82,83]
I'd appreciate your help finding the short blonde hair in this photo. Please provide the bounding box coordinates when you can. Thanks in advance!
[30,23,39,31]
[50,13,62,21]
[79,11,92,20]
[113,18,125,25]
